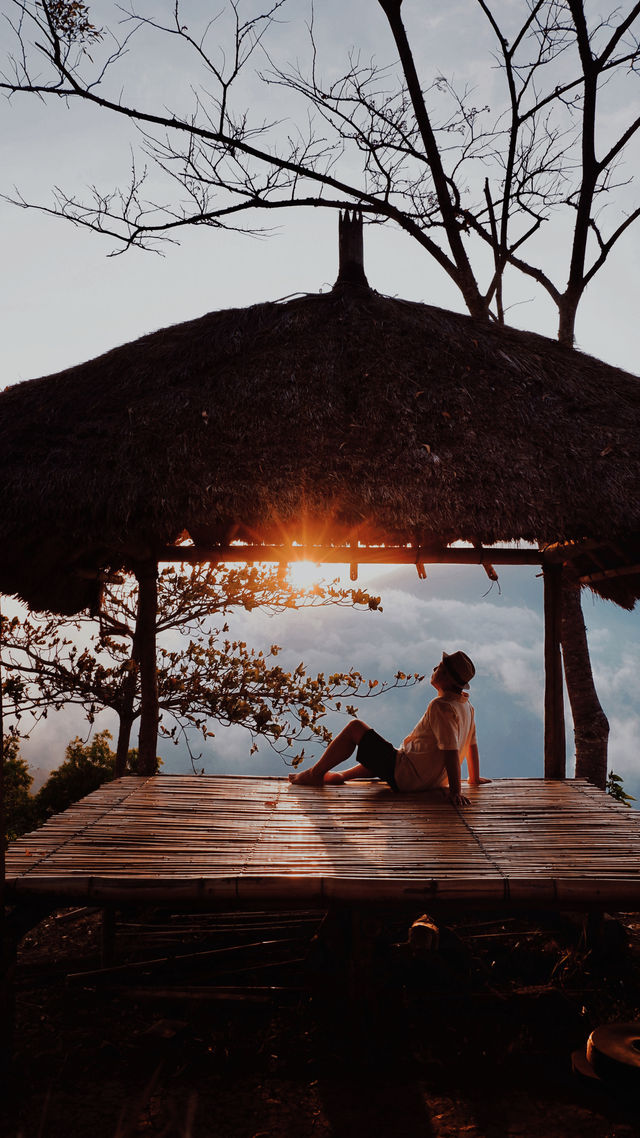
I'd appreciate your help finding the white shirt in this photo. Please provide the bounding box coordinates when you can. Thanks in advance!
[394,693,476,792]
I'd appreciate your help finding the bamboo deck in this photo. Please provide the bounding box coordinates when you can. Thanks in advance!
[6,776,640,910]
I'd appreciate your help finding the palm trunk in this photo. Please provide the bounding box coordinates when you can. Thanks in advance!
[561,580,609,788]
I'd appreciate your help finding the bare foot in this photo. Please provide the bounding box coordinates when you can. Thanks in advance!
[323,771,345,785]
[288,768,324,786]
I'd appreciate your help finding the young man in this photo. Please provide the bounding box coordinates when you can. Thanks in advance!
[288,650,490,806]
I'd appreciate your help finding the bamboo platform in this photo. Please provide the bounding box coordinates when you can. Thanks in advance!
[5,776,640,910]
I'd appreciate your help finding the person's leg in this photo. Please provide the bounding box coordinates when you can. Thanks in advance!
[288,720,370,785]
[323,763,371,785]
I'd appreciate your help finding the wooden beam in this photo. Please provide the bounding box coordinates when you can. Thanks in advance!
[543,564,566,779]
[158,544,544,567]
[578,563,640,585]
[542,539,604,563]
[135,561,159,777]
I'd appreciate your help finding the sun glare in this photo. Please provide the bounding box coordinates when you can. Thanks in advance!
[287,560,327,591]
[285,559,390,591]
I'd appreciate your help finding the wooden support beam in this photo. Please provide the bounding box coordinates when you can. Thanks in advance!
[159,544,544,567]
[543,564,566,779]
[542,539,604,563]
[135,561,159,776]
[578,563,640,585]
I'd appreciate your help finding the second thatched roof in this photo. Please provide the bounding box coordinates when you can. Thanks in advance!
[2,269,640,613]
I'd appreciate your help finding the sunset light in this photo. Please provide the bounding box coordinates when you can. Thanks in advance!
[287,559,327,591]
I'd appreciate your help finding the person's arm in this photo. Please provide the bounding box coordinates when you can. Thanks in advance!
[466,743,491,786]
[443,749,469,807]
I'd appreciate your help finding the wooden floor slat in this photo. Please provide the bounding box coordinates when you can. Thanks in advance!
[6,776,640,907]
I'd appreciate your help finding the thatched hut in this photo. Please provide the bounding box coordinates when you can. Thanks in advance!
[1,214,639,771]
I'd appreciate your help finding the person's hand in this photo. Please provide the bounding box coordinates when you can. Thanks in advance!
[447,790,470,807]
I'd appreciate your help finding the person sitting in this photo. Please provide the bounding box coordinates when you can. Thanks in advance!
[288,650,490,806]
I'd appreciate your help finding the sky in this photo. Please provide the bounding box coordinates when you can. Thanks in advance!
[2,0,640,800]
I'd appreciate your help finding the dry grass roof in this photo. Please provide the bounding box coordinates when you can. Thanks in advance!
[1,280,640,613]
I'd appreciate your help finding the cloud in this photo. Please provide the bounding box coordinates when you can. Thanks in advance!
[7,557,639,809]
[205,575,545,777]
[226,582,545,711]
[206,570,639,798]
[608,716,640,776]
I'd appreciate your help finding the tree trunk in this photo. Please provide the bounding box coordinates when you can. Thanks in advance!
[135,561,159,776]
[114,712,136,778]
[114,620,141,779]
[557,298,578,347]
[561,580,609,788]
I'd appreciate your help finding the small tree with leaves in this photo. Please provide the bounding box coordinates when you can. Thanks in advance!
[2,562,419,776]
[606,771,636,807]
[33,729,134,821]
[2,732,35,845]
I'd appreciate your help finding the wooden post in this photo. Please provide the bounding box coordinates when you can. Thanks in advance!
[543,563,566,779]
[0,595,5,895]
[135,561,159,776]
[335,210,369,288]
[0,596,12,1071]
[0,596,15,1074]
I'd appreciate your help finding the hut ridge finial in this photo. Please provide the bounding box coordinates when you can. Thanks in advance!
[334,209,369,289]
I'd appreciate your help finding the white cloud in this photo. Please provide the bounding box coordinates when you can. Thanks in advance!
[593,648,640,708]
[608,716,640,778]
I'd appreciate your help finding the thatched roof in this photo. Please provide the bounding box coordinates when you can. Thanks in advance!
[2,246,640,614]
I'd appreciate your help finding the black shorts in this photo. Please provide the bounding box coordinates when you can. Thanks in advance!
[356,728,399,791]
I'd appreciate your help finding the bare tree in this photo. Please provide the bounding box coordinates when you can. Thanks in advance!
[3,1,639,343]
[4,0,639,784]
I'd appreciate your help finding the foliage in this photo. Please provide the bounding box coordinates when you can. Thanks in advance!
[33,729,139,821]
[605,770,636,806]
[45,0,100,43]
[2,731,35,846]
[2,563,419,770]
